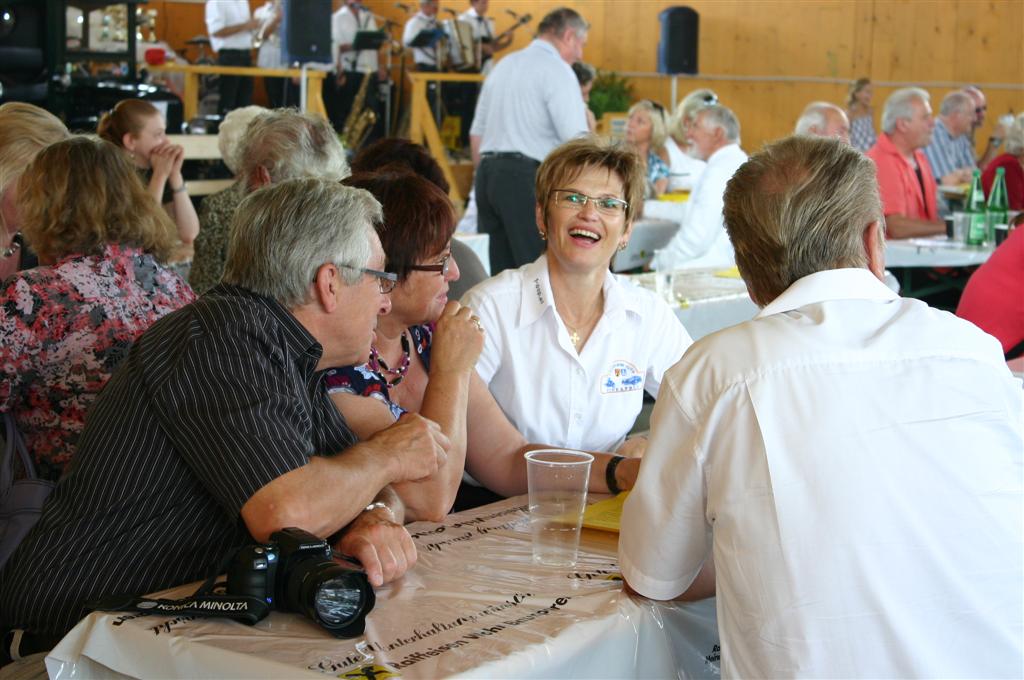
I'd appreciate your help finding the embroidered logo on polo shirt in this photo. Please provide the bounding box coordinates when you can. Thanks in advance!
[600,361,642,394]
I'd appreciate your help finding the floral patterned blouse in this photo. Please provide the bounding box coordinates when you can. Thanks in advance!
[323,324,433,420]
[0,243,196,480]
[647,150,670,197]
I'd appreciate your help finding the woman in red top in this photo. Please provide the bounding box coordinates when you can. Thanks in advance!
[981,116,1024,210]
[957,224,1024,359]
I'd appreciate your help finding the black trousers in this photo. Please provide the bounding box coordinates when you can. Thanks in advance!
[475,153,544,275]
[217,49,254,115]
[265,76,299,110]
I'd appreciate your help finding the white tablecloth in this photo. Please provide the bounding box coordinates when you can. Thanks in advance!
[46,497,720,680]
[884,236,993,268]
[625,268,759,341]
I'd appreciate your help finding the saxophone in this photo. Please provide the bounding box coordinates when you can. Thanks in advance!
[342,72,377,152]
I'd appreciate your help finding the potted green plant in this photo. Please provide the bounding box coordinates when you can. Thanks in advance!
[588,70,633,121]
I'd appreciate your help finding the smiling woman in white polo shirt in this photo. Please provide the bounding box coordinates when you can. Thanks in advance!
[462,137,693,490]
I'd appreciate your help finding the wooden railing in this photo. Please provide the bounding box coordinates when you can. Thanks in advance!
[406,72,485,207]
[148,64,329,121]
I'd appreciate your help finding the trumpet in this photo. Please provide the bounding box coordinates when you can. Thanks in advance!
[253,0,281,50]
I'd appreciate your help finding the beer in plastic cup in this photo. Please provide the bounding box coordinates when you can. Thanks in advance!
[525,450,593,567]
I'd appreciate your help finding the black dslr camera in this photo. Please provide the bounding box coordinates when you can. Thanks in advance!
[226,527,376,637]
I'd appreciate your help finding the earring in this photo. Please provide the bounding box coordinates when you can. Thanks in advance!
[618,240,628,251]
[539,231,547,241]
[2,232,22,258]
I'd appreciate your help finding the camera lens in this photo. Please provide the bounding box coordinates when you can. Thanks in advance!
[287,559,376,637]
[314,574,367,624]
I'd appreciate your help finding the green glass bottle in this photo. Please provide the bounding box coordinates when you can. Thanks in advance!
[986,167,1009,242]
[964,169,988,246]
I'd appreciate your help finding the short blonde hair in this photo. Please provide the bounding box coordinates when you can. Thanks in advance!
[0,103,69,233]
[669,88,718,139]
[535,136,645,226]
[18,136,176,263]
[723,135,882,305]
[627,100,668,151]
[218,105,268,175]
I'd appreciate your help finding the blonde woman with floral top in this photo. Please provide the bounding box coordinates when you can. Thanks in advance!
[0,136,195,480]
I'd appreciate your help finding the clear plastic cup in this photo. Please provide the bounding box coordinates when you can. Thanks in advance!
[524,450,593,567]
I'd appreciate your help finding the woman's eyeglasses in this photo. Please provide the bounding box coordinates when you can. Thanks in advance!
[335,264,398,293]
[552,189,628,216]
[408,253,452,277]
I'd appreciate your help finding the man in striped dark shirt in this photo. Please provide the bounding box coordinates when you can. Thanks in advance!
[0,179,449,660]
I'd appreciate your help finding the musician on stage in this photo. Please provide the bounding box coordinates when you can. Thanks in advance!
[330,0,389,133]
[458,0,512,74]
[204,0,259,115]
[402,0,442,72]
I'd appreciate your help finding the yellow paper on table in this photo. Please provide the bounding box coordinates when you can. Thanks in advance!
[582,492,630,533]
[714,265,742,279]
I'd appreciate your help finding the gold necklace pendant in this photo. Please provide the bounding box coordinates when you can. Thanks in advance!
[568,327,581,348]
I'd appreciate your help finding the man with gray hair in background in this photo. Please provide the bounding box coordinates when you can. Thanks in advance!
[470,7,590,274]
[793,101,850,144]
[191,108,352,292]
[0,179,449,654]
[651,104,747,271]
[866,87,945,238]
[621,135,1023,678]
[922,90,977,188]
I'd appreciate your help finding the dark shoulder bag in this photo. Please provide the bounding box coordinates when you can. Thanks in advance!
[0,413,55,570]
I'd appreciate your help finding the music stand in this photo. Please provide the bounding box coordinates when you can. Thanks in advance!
[352,30,387,52]
[408,27,446,49]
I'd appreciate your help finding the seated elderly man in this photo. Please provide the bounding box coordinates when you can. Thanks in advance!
[922,91,977,188]
[651,104,747,271]
[866,87,945,238]
[620,136,1023,678]
[963,85,1005,168]
[794,101,850,143]
[190,108,350,293]
[0,179,449,660]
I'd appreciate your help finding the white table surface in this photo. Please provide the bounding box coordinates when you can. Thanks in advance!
[884,236,994,268]
[46,496,720,680]
[625,268,759,341]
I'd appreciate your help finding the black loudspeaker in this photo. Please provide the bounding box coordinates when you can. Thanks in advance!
[281,0,333,65]
[657,6,699,75]
[0,3,47,103]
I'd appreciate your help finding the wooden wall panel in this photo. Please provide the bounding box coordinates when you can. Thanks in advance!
[150,0,1024,152]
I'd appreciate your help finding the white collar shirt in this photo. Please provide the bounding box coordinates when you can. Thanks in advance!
[461,254,693,453]
[205,0,253,53]
[620,268,1024,678]
[469,39,589,162]
[458,7,494,41]
[402,11,440,67]
[664,136,707,192]
[332,5,379,73]
[651,143,747,271]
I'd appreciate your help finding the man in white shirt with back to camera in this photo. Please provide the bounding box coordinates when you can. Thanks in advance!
[470,7,590,275]
[650,104,747,271]
[620,135,1023,678]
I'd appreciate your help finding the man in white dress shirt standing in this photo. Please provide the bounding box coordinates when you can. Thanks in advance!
[458,0,511,74]
[620,135,1023,678]
[469,7,590,274]
[651,104,747,271]
[402,0,442,71]
[205,0,259,115]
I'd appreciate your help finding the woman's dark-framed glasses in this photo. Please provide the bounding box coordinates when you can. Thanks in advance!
[408,253,452,277]
[336,264,398,293]
[552,189,628,216]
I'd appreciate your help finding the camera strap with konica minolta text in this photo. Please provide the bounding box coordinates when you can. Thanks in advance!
[88,549,271,626]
